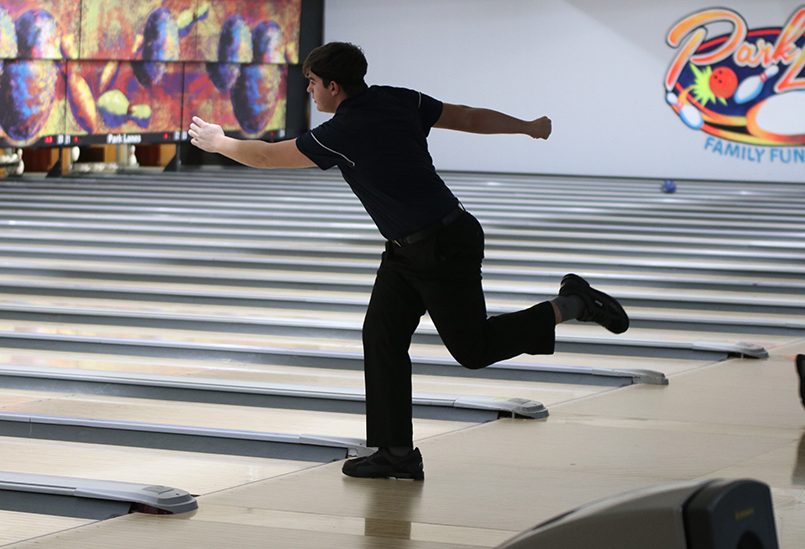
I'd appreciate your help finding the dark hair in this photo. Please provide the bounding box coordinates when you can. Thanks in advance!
[303,42,368,96]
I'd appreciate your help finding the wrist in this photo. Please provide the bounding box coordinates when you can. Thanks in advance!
[212,134,229,154]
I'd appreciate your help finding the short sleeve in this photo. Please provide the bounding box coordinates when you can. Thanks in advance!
[295,123,355,170]
[417,91,443,131]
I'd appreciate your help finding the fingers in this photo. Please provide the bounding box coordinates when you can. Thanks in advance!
[528,118,550,140]
[188,116,205,139]
[188,116,216,151]
[537,116,551,140]
[188,116,209,141]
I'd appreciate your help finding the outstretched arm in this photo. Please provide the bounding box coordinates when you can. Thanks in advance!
[188,116,315,169]
[433,103,551,140]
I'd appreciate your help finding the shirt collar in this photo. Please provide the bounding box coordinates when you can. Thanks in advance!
[336,85,371,113]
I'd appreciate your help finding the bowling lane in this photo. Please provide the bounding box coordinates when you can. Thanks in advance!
[0,432,323,545]
[3,213,805,251]
[3,227,804,262]
[0,316,760,368]
[4,177,805,214]
[0,304,714,379]
[2,244,805,285]
[1,268,803,318]
[0,510,91,546]
[3,203,803,238]
[0,436,320,496]
[1,232,803,275]
[0,284,796,349]
[3,254,805,292]
[0,348,605,407]
[0,388,474,442]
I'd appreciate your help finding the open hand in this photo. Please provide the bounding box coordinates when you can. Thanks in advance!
[528,116,552,140]
[188,116,224,152]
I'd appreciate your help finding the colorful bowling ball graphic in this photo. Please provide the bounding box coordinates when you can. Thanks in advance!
[0,6,17,59]
[206,15,252,91]
[67,71,98,133]
[0,60,58,144]
[206,62,240,93]
[15,9,60,59]
[231,65,282,136]
[252,20,282,63]
[709,66,738,99]
[97,89,130,128]
[218,15,253,63]
[133,8,179,88]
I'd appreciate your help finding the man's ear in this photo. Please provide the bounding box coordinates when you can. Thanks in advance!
[328,80,341,95]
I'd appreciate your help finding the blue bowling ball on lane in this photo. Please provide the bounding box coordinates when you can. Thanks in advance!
[661,179,677,193]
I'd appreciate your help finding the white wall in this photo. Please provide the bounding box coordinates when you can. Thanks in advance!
[314,0,804,182]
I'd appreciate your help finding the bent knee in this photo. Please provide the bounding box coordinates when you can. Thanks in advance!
[452,353,491,370]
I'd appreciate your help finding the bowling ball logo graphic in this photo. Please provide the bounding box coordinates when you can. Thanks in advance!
[206,15,253,92]
[665,9,805,146]
[709,67,738,100]
[133,7,180,88]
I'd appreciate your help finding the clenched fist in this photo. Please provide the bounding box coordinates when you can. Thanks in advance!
[527,116,552,140]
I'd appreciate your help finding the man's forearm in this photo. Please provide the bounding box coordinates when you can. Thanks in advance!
[214,136,271,168]
[434,104,551,139]
[466,107,530,134]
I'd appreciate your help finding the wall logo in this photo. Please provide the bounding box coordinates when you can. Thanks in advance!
[665,7,804,163]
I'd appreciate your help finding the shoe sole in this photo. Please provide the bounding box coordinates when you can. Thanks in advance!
[561,274,629,334]
[343,471,424,480]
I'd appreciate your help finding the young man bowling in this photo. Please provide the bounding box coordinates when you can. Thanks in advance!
[189,42,629,480]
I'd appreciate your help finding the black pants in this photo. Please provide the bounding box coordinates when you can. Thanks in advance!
[362,211,556,447]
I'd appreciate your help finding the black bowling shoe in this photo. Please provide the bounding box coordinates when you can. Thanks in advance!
[559,273,630,334]
[342,447,424,480]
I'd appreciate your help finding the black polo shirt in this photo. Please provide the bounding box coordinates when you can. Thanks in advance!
[296,85,459,240]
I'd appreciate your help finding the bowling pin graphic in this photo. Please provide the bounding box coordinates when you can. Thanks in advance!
[734,65,779,105]
[666,92,703,130]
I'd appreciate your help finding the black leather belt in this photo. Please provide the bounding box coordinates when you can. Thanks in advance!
[390,204,465,247]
